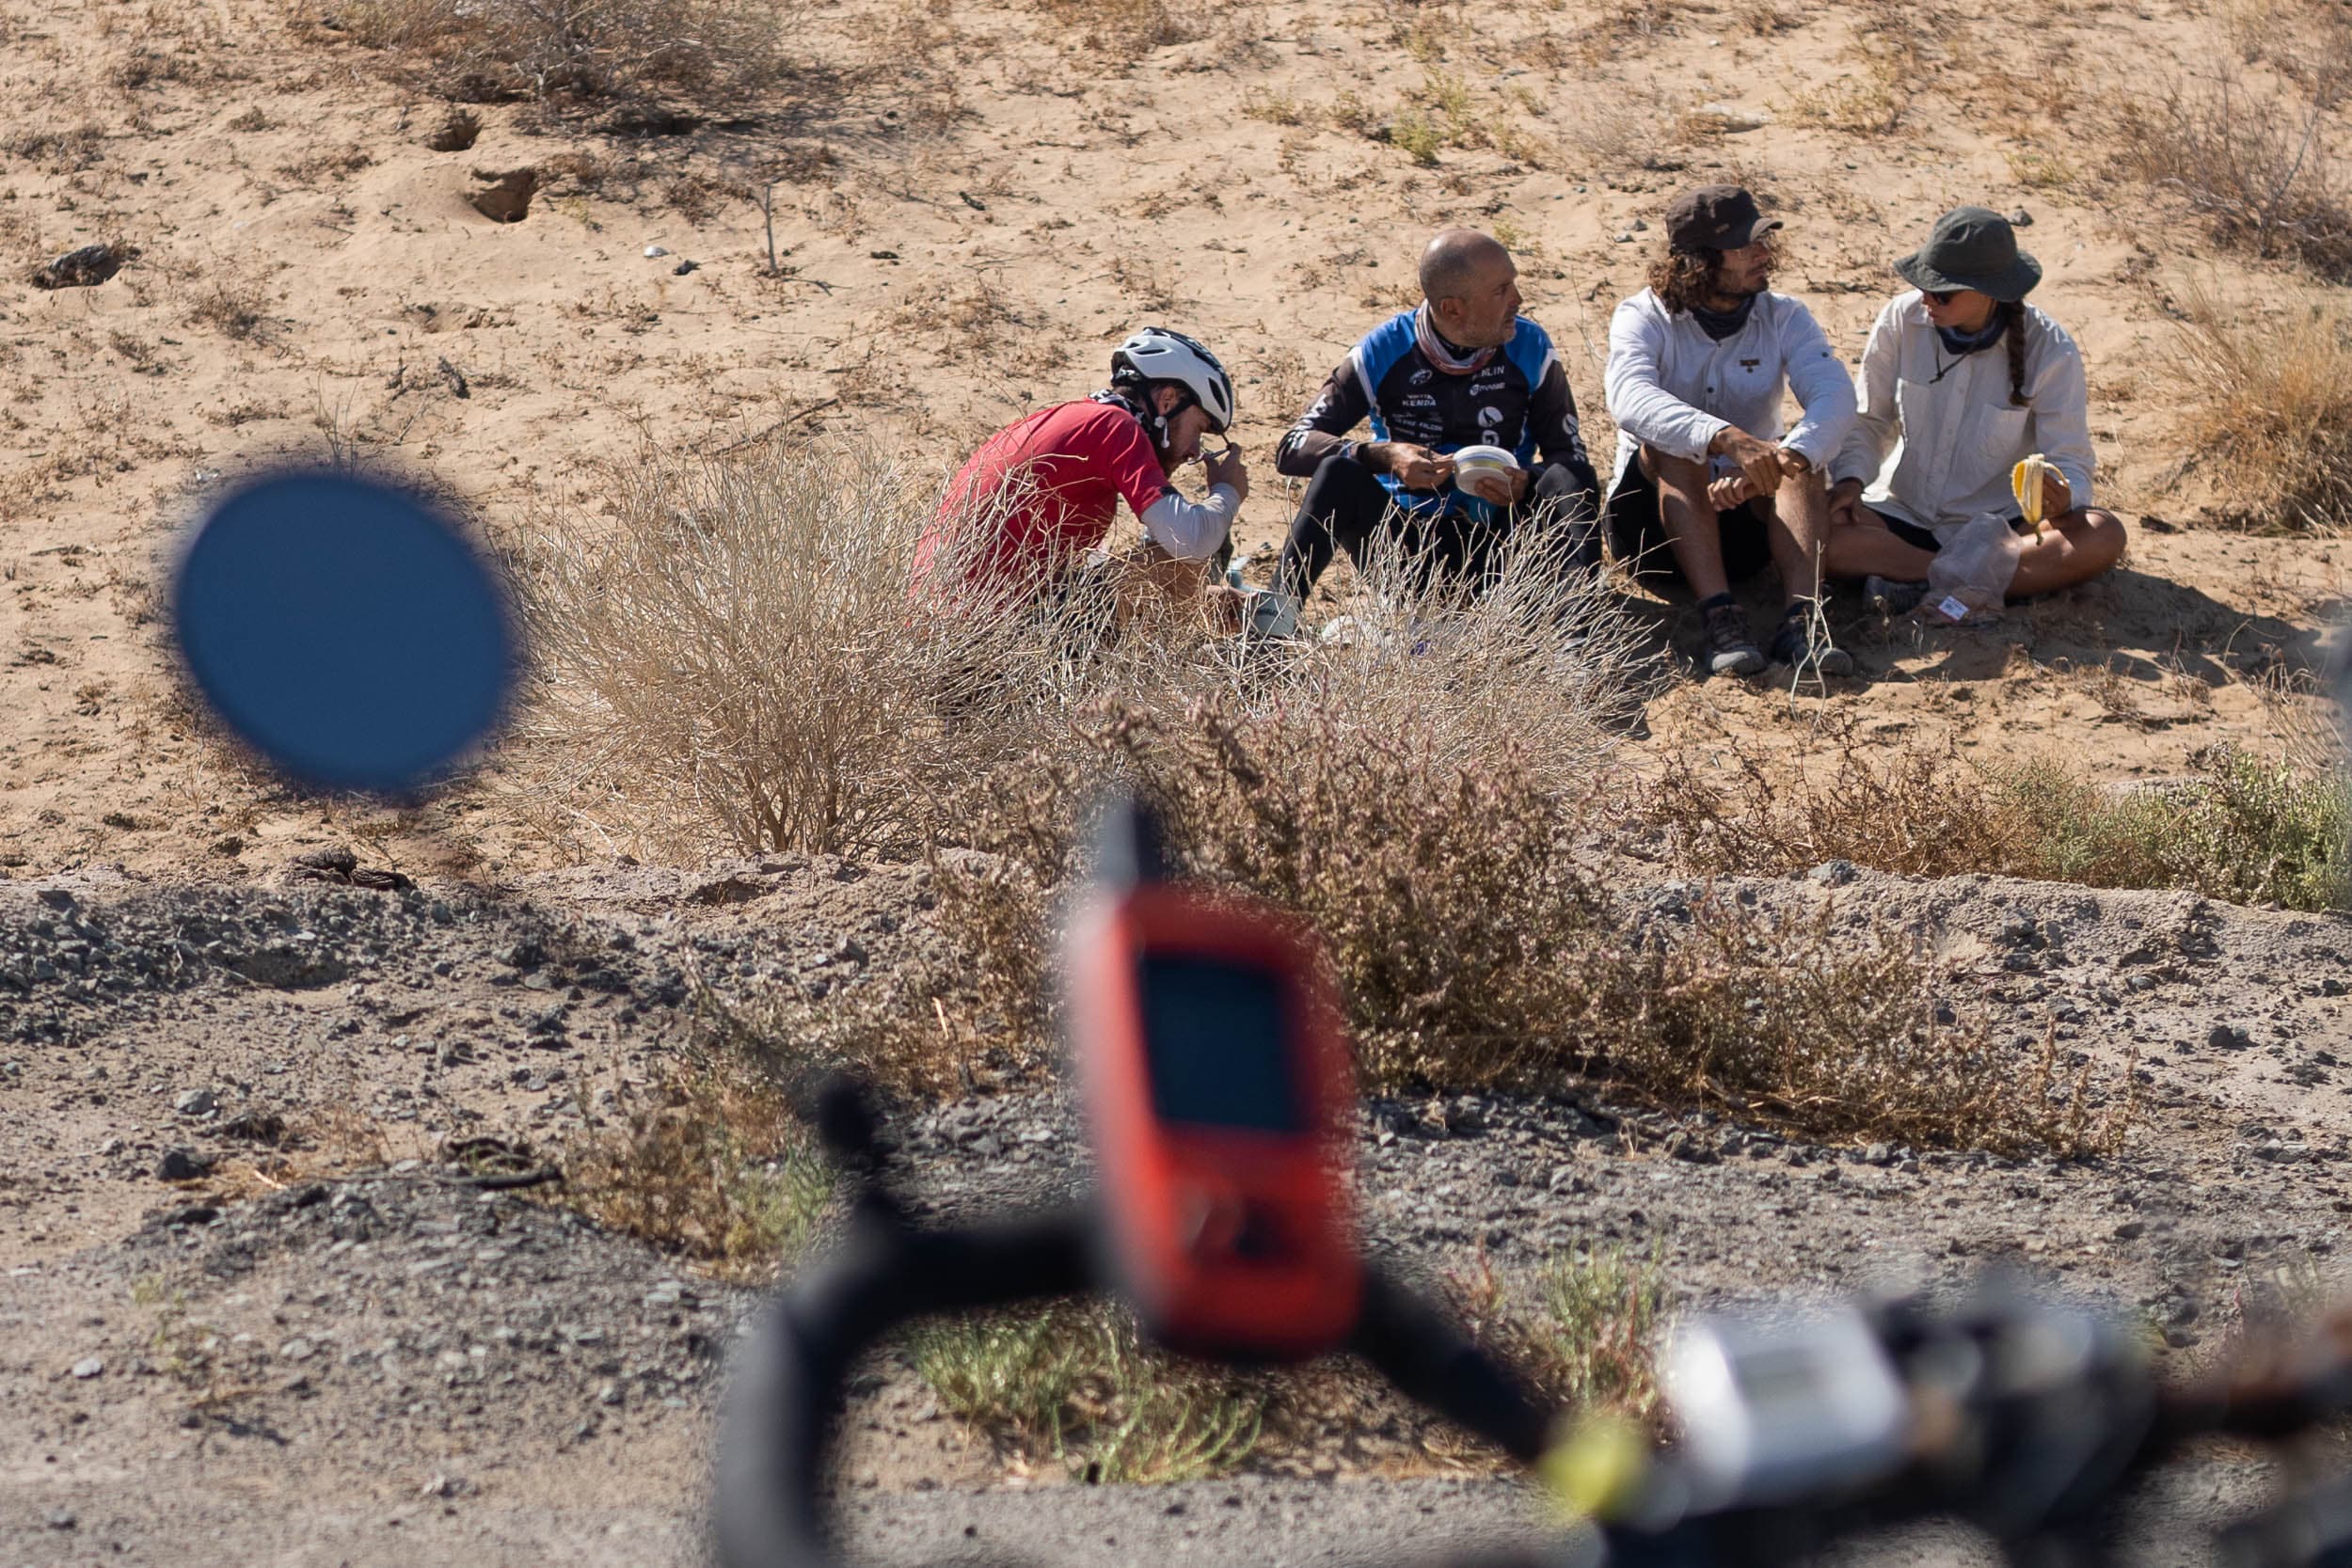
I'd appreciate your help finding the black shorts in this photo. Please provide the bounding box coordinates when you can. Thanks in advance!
[1872,509,2031,553]
[1603,457,1775,584]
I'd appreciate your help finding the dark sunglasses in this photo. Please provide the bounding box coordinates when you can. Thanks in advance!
[1924,289,1961,306]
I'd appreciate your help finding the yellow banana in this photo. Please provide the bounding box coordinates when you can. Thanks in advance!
[2011,453,2059,531]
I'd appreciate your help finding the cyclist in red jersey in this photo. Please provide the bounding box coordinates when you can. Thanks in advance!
[915,329,1249,612]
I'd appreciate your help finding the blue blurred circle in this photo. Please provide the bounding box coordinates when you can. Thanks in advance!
[172,471,516,794]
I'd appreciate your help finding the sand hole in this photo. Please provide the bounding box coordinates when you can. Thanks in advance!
[468,166,536,223]
[425,109,480,152]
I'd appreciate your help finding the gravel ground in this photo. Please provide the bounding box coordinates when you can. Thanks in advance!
[2,854,2348,1566]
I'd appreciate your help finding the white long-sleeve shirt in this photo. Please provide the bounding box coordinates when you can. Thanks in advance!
[1603,287,1857,487]
[1831,292,2094,532]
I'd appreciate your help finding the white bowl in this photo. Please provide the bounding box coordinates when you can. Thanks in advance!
[1451,444,1520,483]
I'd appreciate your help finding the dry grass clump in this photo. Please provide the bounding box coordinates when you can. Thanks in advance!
[2170,287,2352,533]
[327,0,797,103]
[2105,60,2351,278]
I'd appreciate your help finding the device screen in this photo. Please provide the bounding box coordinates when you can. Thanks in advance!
[1136,953,1305,1133]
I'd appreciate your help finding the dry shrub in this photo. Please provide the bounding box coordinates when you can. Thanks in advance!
[2219,0,2352,104]
[946,698,2123,1157]
[1645,734,2031,879]
[2170,285,2352,532]
[564,1045,831,1275]
[1647,730,2350,914]
[2105,62,2351,278]
[1017,0,1202,57]
[330,0,797,103]
[518,443,1073,861]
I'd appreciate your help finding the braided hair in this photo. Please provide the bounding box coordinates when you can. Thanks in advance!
[2001,302,2029,406]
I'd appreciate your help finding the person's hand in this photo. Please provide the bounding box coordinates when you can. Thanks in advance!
[1710,425,1784,500]
[1204,442,1249,505]
[1708,473,1753,513]
[1776,447,1816,482]
[1367,441,1453,492]
[2037,468,2072,527]
[1827,477,1867,531]
[1461,465,1529,509]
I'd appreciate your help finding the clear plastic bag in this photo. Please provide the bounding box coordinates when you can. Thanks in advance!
[1923,512,2024,624]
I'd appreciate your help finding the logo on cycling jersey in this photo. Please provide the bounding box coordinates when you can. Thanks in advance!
[1408,368,1434,387]
[1478,405,1506,436]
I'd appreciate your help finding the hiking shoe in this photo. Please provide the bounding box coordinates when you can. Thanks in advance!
[1702,601,1765,677]
[1863,575,1929,616]
[1769,604,1855,677]
[1243,589,1302,642]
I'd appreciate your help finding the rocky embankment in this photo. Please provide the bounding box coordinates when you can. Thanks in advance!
[2,857,2347,1565]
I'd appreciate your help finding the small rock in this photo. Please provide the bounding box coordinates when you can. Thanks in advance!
[32,242,134,290]
[174,1088,218,1117]
[644,245,670,258]
[672,259,700,276]
[2113,1220,2147,1240]
[47,1508,76,1529]
[1806,859,1857,887]
[2008,208,2033,227]
[293,845,359,877]
[279,1338,315,1362]
[72,1356,103,1380]
[598,1382,625,1406]
[155,1148,211,1182]
[2209,1024,2252,1051]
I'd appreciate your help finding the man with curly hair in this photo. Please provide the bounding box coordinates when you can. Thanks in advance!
[1603,185,1857,678]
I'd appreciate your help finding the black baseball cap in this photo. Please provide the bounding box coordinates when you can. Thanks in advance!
[1665,184,1783,253]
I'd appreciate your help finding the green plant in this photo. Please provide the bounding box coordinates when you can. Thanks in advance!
[1391,111,1445,166]
[1449,1244,1672,1431]
[911,1303,1264,1481]
[2015,747,2349,911]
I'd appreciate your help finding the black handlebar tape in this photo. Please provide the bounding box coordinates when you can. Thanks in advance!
[1347,1267,1557,1465]
[713,1207,1094,1568]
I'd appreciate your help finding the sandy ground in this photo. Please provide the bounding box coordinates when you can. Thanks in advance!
[2,0,2350,1560]
[0,0,2344,879]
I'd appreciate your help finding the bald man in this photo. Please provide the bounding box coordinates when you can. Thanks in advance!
[1255,229,1602,636]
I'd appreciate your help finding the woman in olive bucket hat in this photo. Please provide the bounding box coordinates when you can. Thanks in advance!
[1821,206,2125,604]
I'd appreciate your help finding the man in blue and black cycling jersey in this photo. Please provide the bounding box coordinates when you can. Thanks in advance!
[1253,228,1603,639]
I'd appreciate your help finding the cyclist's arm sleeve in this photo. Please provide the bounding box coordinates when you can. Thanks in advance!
[1138,485,1241,562]
[1275,358,1371,478]
[1529,357,1602,517]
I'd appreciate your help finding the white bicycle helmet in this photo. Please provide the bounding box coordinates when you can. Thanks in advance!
[1110,327,1236,435]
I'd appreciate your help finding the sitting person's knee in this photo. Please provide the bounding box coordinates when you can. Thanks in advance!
[2072,507,2127,569]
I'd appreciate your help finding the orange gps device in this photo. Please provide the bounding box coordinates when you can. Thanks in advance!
[1069,874,1363,1362]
